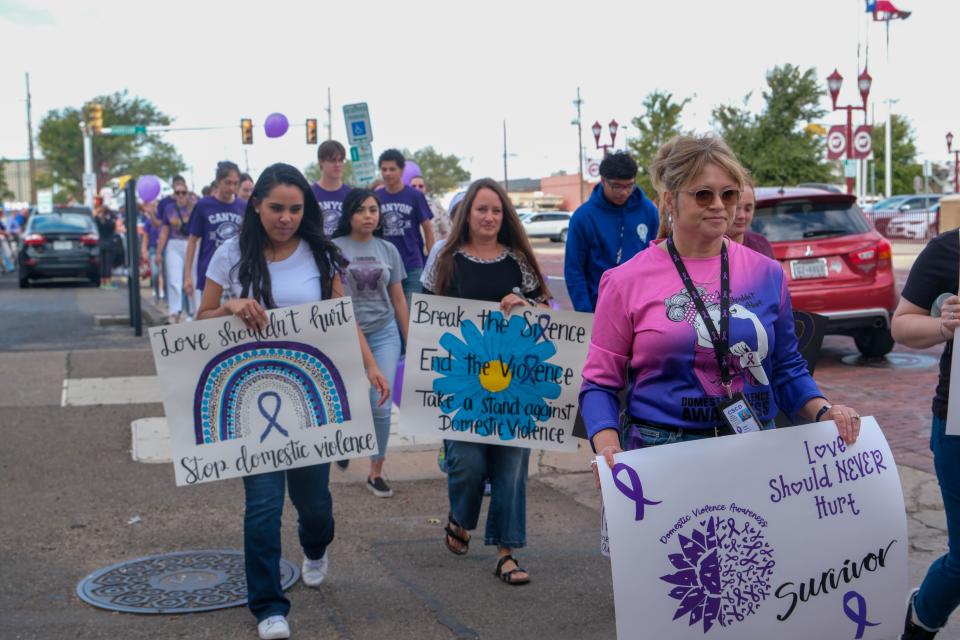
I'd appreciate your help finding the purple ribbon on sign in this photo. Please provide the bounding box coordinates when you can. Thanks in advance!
[843,591,880,639]
[612,462,661,521]
[258,391,289,442]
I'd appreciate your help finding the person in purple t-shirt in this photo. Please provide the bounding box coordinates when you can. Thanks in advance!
[728,179,774,259]
[184,161,245,312]
[310,140,352,238]
[374,149,434,308]
[140,200,164,301]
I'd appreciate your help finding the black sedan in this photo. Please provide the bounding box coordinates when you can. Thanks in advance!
[18,212,100,288]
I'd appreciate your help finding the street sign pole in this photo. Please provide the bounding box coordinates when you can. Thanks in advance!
[124,179,142,336]
[82,125,94,207]
[343,103,376,185]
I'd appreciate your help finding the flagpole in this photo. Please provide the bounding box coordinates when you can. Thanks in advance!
[884,19,893,199]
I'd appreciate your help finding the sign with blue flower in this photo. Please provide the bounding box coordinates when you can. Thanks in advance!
[597,418,908,639]
[399,294,593,452]
[149,299,376,486]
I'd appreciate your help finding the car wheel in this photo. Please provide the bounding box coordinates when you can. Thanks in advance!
[559,228,568,243]
[854,327,895,359]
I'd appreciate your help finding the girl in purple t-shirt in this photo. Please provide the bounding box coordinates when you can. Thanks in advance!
[184,161,245,310]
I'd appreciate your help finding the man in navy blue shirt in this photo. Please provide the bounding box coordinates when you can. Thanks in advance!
[564,152,658,312]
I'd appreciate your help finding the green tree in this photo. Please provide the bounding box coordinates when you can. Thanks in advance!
[304,160,353,185]
[37,91,186,200]
[871,114,923,195]
[402,147,471,195]
[0,159,13,201]
[713,64,833,186]
[628,90,691,196]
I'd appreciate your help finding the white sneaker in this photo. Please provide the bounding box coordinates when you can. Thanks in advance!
[301,552,328,587]
[257,615,290,640]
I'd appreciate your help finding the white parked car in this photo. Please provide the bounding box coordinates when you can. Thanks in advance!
[886,203,940,240]
[519,211,572,242]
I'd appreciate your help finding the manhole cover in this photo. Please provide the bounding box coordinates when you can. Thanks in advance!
[840,353,939,369]
[76,550,299,614]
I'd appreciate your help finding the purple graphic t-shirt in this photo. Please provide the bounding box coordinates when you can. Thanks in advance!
[374,185,433,270]
[161,201,193,240]
[311,183,351,238]
[580,239,821,436]
[187,196,246,290]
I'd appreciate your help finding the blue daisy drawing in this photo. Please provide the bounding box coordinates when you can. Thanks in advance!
[431,311,563,441]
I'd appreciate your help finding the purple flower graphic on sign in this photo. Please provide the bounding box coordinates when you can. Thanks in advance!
[660,514,775,633]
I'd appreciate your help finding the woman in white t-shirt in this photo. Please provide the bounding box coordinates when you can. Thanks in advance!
[332,189,410,498]
[198,163,389,640]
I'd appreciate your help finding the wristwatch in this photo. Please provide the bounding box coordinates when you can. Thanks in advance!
[815,404,832,422]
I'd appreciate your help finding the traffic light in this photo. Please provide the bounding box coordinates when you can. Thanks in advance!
[84,102,103,134]
[241,118,253,145]
[306,118,318,144]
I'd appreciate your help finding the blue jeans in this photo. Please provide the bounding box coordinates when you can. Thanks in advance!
[242,464,334,622]
[624,420,775,450]
[365,320,401,460]
[401,267,423,311]
[446,441,530,548]
[914,414,960,629]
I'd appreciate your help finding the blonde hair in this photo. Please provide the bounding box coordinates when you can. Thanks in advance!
[650,134,747,239]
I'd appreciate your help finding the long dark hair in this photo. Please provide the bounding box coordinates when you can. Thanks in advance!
[432,177,550,298]
[232,163,347,308]
[332,188,383,239]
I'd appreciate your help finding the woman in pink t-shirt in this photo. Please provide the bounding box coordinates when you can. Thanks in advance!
[581,135,863,477]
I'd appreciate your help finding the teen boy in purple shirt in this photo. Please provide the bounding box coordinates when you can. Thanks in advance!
[184,161,245,310]
[310,140,352,238]
[374,149,435,308]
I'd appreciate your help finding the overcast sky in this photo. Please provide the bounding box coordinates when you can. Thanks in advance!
[0,0,955,191]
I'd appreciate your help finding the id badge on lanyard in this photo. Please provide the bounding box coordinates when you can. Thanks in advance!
[718,392,762,434]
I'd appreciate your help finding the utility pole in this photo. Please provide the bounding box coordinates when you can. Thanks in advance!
[502,119,509,193]
[25,72,37,203]
[884,21,893,198]
[574,87,584,205]
[325,87,332,140]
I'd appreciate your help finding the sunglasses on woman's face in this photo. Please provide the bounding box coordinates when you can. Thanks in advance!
[683,188,740,208]
[174,190,188,196]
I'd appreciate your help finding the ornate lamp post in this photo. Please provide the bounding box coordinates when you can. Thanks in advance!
[827,67,872,195]
[948,131,959,194]
[591,119,619,156]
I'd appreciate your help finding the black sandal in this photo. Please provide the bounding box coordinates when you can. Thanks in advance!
[494,554,530,585]
[444,513,470,556]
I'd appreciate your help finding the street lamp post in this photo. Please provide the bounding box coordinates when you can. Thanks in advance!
[591,119,619,156]
[827,67,872,196]
[948,131,959,194]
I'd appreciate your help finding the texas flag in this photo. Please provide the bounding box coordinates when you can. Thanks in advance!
[865,0,912,20]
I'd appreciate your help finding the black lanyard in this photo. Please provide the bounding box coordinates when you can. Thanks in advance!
[666,236,732,396]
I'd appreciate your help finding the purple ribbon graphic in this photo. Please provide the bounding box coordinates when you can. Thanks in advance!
[258,391,289,442]
[843,591,880,639]
[612,462,661,521]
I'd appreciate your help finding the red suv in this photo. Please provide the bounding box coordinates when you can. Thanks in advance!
[752,187,898,358]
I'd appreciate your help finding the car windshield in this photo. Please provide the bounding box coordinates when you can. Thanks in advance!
[752,199,871,242]
[870,196,909,210]
[29,214,95,234]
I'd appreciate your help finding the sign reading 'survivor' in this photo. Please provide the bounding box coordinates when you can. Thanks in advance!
[598,418,908,639]
[399,294,592,452]
[149,299,375,486]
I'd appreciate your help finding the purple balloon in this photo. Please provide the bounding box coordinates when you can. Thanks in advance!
[136,175,161,203]
[263,112,289,138]
[401,161,422,186]
[392,359,405,407]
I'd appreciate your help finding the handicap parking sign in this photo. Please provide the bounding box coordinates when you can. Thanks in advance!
[351,121,367,137]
